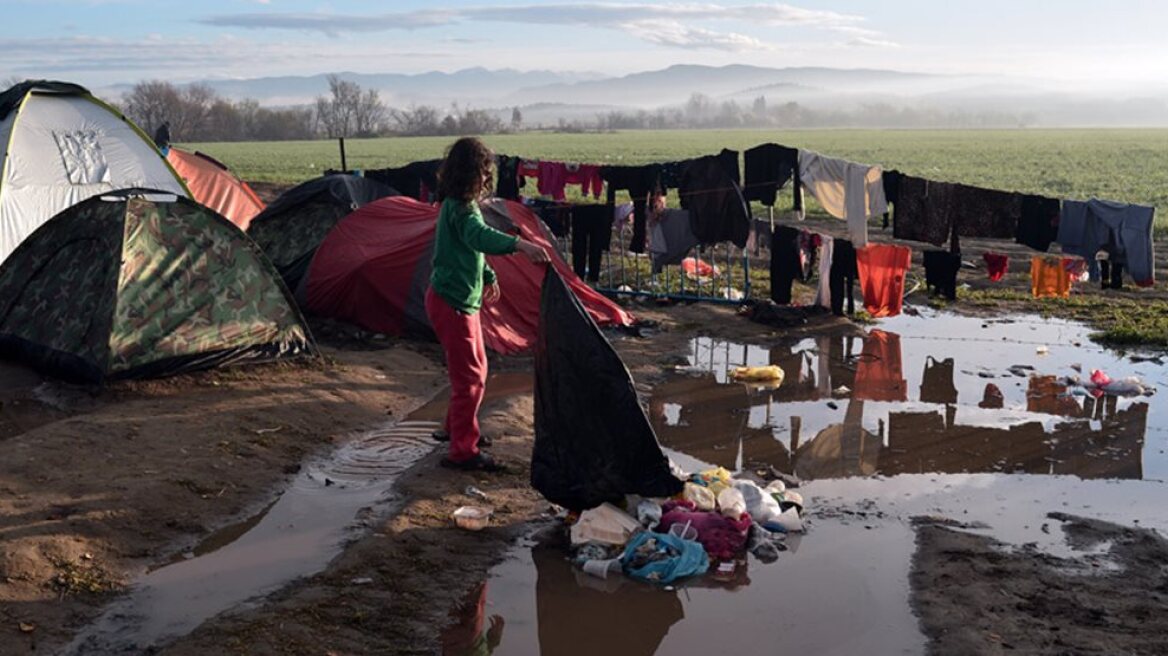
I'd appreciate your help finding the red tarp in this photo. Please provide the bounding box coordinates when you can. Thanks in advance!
[167,149,265,230]
[304,197,635,354]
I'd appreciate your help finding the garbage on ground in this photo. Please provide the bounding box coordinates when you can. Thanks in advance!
[570,503,641,546]
[464,485,489,501]
[452,506,492,531]
[557,462,810,588]
[620,532,709,584]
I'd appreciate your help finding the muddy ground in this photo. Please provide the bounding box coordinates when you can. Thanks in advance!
[912,514,1168,655]
[3,192,1168,654]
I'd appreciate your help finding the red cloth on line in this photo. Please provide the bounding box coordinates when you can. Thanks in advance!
[425,287,488,462]
[984,251,1009,282]
[856,244,912,318]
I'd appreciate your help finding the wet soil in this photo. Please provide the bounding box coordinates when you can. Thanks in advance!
[0,340,447,655]
[912,513,1168,655]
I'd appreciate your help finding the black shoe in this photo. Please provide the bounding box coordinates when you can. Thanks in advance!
[440,452,507,473]
[431,429,492,448]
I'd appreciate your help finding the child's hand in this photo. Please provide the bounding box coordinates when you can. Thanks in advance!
[484,283,501,304]
[517,240,551,264]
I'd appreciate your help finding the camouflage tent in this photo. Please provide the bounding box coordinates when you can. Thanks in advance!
[247,174,398,292]
[0,190,315,383]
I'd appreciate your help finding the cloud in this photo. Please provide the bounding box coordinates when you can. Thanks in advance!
[624,19,771,52]
[199,3,879,50]
[847,36,899,48]
[0,35,447,79]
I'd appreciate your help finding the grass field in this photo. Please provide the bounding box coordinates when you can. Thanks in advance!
[185,129,1168,225]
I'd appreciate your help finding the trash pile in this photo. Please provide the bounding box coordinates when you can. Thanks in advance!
[563,465,807,586]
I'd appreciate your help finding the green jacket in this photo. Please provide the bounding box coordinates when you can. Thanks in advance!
[430,198,519,313]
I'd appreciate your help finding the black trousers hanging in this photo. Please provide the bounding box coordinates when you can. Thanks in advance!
[830,239,858,316]
[1100,259,1124,290]
[923,250,961,300]
[770,226,802,305]
[571,205,611,282]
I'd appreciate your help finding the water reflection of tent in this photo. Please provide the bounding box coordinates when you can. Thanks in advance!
[793,400,880,480]
[533,542,683,656]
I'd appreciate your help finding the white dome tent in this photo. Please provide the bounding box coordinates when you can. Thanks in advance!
[0,80,189,264]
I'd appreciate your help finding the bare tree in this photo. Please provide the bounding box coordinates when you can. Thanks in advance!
[314,74,384,138]
[391,104,442,136]
[122,80,182,138]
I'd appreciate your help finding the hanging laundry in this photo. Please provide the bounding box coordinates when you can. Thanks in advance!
[950,184,1023,240]
[1015,194,1060,252]
[830,238,859,316]
[814,234,834,311]
[922,250,961,300]
[570,204,612,283]
[892,175,955,247]
[983,251,1009,281]
[364,160,441,202]
[743,143,798,206]
[1058,199,1156,286]
[881,169,902,229]
[770,226,802,305]
[601,164,662,254]
[495,155,522,200]
[648,209,699,274]
[797,149,887,247]
[564,163,604,199]
[856,244,912,318]
[798,231,821,282]
[536,161,569,201]
[1030,256,1072,298]
[527,199,571,238]
[853,329,907,402]
[678,151,750,248]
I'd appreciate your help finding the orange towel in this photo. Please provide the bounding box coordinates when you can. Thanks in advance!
[1030,256,1071,298]
[856,244,912,317]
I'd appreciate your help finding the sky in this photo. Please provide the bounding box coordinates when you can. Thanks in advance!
[2,1,1167,88]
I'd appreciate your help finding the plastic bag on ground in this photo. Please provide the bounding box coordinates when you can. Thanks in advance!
[620,531,709,585]
[636,499,663,529]
[682,483,716,511]
[763,506,805,533]
[734,479,782,524]
[532,271,683,511]
[570,503,641,546]
[717,488,747,518]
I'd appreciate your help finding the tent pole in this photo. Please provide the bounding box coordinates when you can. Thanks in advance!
[339,137,347,172]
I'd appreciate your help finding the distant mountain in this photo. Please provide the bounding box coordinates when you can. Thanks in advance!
[95,64,1168,127]
[505,64,943,107]
[98,68,609,107]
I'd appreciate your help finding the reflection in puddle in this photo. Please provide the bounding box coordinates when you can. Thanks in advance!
[655,311,1157,482]
[479,310,1168,656]
[67,373,532,655]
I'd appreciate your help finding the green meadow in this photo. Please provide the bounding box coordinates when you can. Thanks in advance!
[187,128,1168,222]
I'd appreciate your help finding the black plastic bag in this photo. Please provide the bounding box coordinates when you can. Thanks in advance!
[532,271,683,511]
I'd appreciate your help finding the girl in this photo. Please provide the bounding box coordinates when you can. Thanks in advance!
[427,137,550,471]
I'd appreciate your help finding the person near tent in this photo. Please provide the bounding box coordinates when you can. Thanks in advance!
[153,121,171,155]
[428,137,550,472]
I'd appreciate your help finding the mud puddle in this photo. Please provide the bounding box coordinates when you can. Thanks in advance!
[63,372,531,655]
[471,309,1168,656]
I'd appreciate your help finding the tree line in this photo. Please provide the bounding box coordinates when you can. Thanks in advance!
[112,78,1032,143]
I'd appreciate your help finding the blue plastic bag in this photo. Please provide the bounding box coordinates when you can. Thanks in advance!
[620,531,709,584]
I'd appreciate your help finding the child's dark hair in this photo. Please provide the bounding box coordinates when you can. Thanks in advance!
[437,137,494,202]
